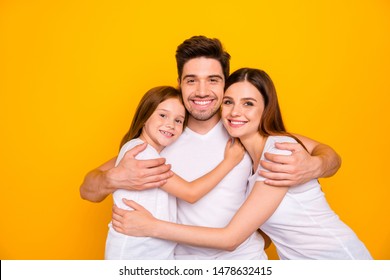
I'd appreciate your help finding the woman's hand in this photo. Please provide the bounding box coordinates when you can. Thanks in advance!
[112,199,156,237]
[224,138,245,166]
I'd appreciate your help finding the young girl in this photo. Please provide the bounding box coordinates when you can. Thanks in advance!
[112,70,372,260]
[105,86,244,259]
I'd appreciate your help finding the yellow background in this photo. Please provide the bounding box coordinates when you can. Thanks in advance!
[1,0,389,260]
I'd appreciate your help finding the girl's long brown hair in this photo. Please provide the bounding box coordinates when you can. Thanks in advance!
[120,86,185,149]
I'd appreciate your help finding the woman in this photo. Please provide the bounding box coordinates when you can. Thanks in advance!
[112,69,372,260]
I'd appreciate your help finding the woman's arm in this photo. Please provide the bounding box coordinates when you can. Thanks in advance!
[112,182,288,251]
[160,138,245,203]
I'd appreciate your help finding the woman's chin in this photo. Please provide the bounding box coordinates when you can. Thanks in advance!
[226,131,243,139]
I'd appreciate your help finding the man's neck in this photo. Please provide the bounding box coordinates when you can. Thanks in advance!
[187,114,220,135]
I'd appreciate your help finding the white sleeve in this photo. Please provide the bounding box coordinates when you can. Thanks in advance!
[255,136,297,182]
[115,139,161,167]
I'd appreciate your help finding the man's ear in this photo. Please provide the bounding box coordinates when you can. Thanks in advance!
[177,77,181,88]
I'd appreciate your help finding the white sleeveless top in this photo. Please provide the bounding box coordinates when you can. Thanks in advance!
[249,135,372,260]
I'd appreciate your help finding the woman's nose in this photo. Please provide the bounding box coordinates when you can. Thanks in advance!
[231,105,241,116]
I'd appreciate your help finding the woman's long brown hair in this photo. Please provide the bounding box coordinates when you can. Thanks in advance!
[225,68,306,149]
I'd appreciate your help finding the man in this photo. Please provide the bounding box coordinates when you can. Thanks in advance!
[80,36,341,259]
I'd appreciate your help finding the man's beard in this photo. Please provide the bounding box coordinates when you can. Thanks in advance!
[188,107,220,121]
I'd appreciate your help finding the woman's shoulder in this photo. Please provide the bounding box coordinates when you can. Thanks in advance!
[263,135,298,156]
[267,135,297,144]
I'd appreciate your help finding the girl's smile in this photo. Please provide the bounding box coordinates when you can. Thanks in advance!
[140,98,185,152]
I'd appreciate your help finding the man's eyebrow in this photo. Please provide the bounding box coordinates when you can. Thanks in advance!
[209,75,223,80]
[182,74,196,80]
[182,74,223,80]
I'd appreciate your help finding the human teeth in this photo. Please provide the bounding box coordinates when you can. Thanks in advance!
[230,121,245,125]
[160,130,173,136]
[194,100,211,105]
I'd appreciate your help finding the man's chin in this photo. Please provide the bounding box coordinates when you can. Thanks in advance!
[189,110,219,121]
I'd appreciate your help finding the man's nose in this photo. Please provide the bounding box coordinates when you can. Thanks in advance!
[196,81,207,96]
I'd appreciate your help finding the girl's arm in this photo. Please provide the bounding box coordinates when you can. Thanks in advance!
[160,138,245,203]
[112,182,288,251]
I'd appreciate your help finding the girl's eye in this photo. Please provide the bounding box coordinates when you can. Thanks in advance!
[159,114,167,118]
[244,102,254,106]
[175,119,183,124]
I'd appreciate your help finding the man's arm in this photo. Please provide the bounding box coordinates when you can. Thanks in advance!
[79,142,173,202]
[259,134,341,187]
[79,157,118,203]
[298,134,341,178]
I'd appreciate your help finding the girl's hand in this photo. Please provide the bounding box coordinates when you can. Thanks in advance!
[224,138,245,166]
[112,199,156,237]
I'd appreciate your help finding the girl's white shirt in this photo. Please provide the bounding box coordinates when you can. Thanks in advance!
[105,138,176,260]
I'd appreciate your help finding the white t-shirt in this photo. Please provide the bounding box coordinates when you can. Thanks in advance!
[161,121,266,259]
[249,135,373,260]
[105,138,176,259]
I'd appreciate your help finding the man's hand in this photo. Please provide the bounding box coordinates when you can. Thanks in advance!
[107,142,174,190]
[80,142,173,202]
[112,199,155,237]
[259,142,320,187]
